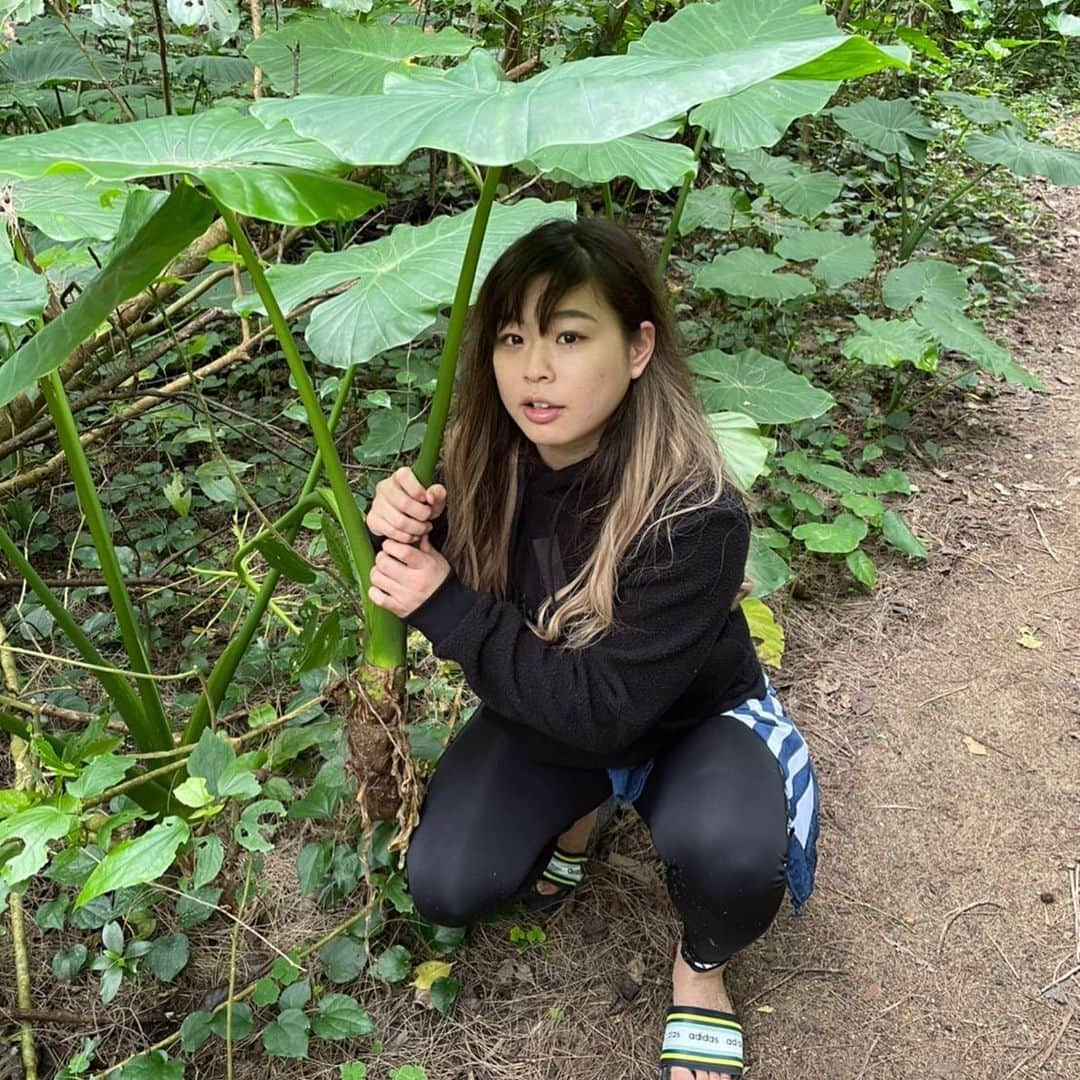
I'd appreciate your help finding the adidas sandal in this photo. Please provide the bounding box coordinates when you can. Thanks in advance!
[518,845,587,911]
[658,1005,744,1078]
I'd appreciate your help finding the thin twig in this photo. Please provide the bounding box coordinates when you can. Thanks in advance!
[148,0,173,116]
[1003,1007,1075,1079]
[1040,962,1080,994]
[1029,507,1060,563]
[917,682,972,707]
[743,965,845,1007]
[249,0,264,99]
[48,1,136,122]
[937,900,1003,955]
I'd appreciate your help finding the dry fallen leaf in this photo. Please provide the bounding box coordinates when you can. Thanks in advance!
[1017,626,1043,649]
[412,960,453,991]
[963,735,988,757]
[755,1004,775,1013]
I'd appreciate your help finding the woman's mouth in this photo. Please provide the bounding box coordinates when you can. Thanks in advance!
[522,401,564,424]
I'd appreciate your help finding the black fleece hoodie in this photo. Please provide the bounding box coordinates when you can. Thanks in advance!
[374,449,764,769]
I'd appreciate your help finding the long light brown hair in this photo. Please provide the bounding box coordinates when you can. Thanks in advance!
[441,216,731,649]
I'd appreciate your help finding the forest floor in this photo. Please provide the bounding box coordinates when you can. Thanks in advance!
[347,130,1080,1079]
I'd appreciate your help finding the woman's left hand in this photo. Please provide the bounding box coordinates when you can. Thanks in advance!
[368,534,451,619]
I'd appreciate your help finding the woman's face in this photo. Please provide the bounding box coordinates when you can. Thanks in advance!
[492,278,655,470]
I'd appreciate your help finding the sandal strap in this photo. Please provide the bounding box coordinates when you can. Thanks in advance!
[540,846,587,888]
[660,1006,743,1076]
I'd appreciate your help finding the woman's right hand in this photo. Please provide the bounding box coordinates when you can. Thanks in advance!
[366,466,447,544]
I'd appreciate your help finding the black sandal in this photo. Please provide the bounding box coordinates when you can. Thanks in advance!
[517,845,588,911]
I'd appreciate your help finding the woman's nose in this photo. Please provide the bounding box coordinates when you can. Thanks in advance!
[523,344,554,381]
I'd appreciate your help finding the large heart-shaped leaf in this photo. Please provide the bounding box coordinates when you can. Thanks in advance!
[245,14,474,96]
[0,42,111,91]
[792,513,867,554]
[253,11,906,166]
[1,173,133,241]
[912,302,1043,389]
[934,90,1018,127]
[679,184,754,235]
[629,0,841,150]
[0,259,48,327]
[705,411,775,489]
[747,531,791,597]
[526,134,696,191]
[0,109,382,224]
[724,148,843,219]
[0,185,216,407]
[882,258,969,313]
[695,247,814,302]
[690,348,835,423]
[1,0,43,26]
[963,128,1080,185]
[775,228,876,288]
[830,97,938,161]
[841,314,937,371]
[240,199,576,368]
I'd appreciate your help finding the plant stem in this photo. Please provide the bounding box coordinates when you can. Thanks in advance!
[898,165,997,261]
[181,369,355,746]
[40,373,172,752]
[413,163,504,486]
[214,201,402,667]
[225,859,253,1080]
[148,0,173,117]
[602,181,615,219]
[657,124,707,278]
[896,155,910,254]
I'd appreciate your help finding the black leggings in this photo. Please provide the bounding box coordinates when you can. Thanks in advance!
[406,706,789,965]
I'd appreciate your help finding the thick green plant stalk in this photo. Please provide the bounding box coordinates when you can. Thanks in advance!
[413,164,504,485]
[39,372,172,751]
[657,126,708,278]
[213,201,404,667]
[180,367,356,747]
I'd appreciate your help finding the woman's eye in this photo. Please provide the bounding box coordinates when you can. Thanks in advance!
[497,332,522,346]
[557,331,581,345]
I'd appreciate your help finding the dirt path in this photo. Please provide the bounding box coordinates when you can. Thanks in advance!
[357,161,1080,1079]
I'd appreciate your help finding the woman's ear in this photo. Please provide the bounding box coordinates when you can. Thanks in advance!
[629,321,656,379]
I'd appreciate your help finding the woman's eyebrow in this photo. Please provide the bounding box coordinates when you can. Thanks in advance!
[551,308,599,322]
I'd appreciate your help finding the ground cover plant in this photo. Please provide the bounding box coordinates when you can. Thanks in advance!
[0,0,1077,1076]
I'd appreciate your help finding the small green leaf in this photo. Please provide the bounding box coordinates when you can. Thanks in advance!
[429,976,460,1016]
[742,597,785,668]
[252,535,317,585]
[176,885,222,928]
[679,184,754,235]
[147,933,190,983]
[375,944,412,983]
[51,943,88,982]
[186,729,232,793]
[389,1067,428,1080]
[251,977,280,1007]
[76,817,190,908]
[118,1050,184,1079]
[311,993,375,1039]
[293,607,342,674]
[278,978,312,1011]
[235,799,285,852]
[881,510,927,558]
[319,936,367,983]
[179,1011,212,1053]
[0,806,75,888]
[839,492,884,522]
[341,1065,367,1080]
[209,1002,254,1039]
[704,411,775,490]
[261,1008,310,1058]
[192,835,224,889]
[172,776,214,809]
[845,548,877,588]
[65,752,136,799]
[792,513,868,554]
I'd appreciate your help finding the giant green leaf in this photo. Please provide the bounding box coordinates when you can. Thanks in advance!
[0,43,110,90]
[705,411,774,489]
[76,816,190,908]
[882,258,969,313]
[775,228,876,288]
[0,185,216,408]
[692,80,838,150]
[0,0,43,25]
[679,185,754,235]
[0,806,74,890]
[245,14,474,96]
[629,0,841,150]
[689,348,835,423]
[841,314,938,371]
[695,247,814,302]
[0,109,383,224]
[240,198,576,368]
[724,148,843,219]
[252,12,907,166]
[0,173,133,241]
[830,97,938,161]
[912,302,1043,389]
[934,90,1018,127]
[1049,12,1080,37]
[792,513,867,553]
[527,134,696,191]
[963,128,1080,185]
[747,531,791,597]
[0,259,48,327]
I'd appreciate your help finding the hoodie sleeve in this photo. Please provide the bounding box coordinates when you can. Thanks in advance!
[405,499,750,757]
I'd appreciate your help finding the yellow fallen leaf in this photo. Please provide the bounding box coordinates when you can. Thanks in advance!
[412,960,453,991]
[755,1004,775,1013]
[1017,627,1043,649]
[962,735,987,757]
